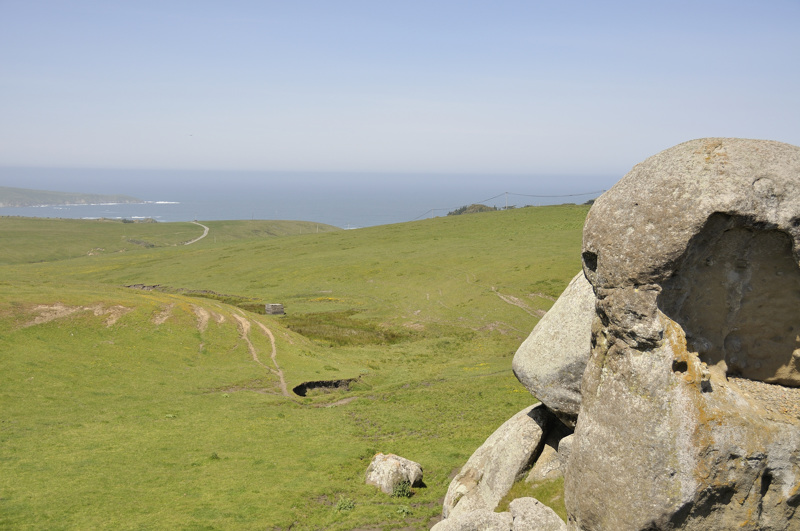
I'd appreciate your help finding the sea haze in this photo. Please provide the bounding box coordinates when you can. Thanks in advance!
[0,167,613,228]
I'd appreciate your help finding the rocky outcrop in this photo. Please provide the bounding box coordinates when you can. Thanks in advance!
[512,272,595,427]
[526,422,573,484]
[442,404,551,519]
[432,510,514,531]
[431,498,566,531]
[567,138,800,530]
[364,453,422,495]
[436,138,800,530]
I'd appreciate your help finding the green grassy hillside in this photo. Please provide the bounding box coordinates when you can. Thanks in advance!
[0,206,587,530]
[0,217,340,265]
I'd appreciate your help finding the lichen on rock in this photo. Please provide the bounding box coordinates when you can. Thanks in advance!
[568,137,800,530]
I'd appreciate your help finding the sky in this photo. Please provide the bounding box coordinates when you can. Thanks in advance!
[1,1,799,185]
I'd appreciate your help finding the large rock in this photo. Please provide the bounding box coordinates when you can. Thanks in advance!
[566,138,800,530]
[431,509,513,531]
[510,497,567,531]
[364,453,422,495]
[513,272,595,426]
[431,499,566,531]
[442,404,551,519]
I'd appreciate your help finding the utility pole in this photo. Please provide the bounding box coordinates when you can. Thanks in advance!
[505,192,508,210]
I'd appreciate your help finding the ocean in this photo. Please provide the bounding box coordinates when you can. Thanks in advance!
[0,168,611,228]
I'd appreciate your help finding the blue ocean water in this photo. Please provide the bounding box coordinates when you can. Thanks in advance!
[0,168,611,228]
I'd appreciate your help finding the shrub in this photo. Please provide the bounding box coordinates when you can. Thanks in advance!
[335,496,355,512]
[282,310,411,346]
[447,204,497,216]
[391,480,412,498]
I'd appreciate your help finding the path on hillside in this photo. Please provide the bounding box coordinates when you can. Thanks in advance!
[492,287,546,318]
[184,221,209,245]
[254,321,290,397]
[233,314,290,398]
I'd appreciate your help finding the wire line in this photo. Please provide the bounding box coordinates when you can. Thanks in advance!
[412,189,604,220]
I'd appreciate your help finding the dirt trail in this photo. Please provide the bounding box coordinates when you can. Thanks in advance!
[184,221,209,245]
[317,397,359,408]
[232,314,290,398]
[492,288,546,318]
[254,321,290,398]
[192,305,210,332]
[152,304,174,325]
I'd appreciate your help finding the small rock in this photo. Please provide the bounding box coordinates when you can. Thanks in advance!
[364,453,422,495]
[554,434,573,465]
[526,445,561,484]
[526,419,573,484]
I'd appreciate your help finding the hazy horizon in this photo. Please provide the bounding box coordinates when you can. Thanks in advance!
[0,166,610,227]
[2,2,798,180]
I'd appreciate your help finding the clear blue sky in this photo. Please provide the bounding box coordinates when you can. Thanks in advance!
[1,1,798,177]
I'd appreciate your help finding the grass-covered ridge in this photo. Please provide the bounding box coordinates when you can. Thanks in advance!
[0,217,340,265]
[0,205,587,530]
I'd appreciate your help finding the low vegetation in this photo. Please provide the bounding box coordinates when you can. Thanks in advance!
[447,203,498,215]
[495,477,566,521]
[0,205,587,529]
[282,309,413,346]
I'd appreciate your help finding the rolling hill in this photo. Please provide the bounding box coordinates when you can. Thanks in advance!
[0,206,587,530]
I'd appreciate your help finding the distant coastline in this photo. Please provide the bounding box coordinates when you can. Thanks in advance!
[0,171,609,227]
[0,186,142,208]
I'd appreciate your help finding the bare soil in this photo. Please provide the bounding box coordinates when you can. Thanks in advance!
[26,303,131,328]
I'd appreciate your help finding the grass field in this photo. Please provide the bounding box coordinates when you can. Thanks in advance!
[0,205,587,530]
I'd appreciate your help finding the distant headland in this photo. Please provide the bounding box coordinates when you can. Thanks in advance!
[0,186,142,208]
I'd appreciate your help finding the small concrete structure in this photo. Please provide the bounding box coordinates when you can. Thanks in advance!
[265,304,284,315]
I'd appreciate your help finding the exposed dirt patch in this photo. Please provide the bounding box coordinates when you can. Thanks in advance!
[529,292,557,302]
[314,494,335,506]
[25,303,132,328]
[232,314,290,398]
[192,305,210,332]
[95,305,132,326]
[26,303,81,325]
[152,304,174,325]
[254,321,290,397]
[233,314,257,360]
